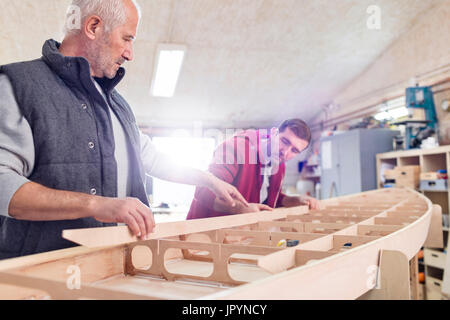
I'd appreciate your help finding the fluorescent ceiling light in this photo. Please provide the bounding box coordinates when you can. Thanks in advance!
[374,107,409,121]
[386,97,406,109]
[389,107,409,119]
[150,44,186,98]
[374,110,390,121]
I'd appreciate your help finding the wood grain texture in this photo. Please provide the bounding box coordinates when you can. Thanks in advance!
[0,188,433,300]
[63,209,306,248]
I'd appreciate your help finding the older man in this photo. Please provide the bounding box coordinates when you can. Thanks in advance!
[187,119,320,220]
[0,0,247,259]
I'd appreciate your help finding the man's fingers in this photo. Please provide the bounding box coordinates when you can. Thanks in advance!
[232,189,249,207]
[309,199,319,210]
[259,204,273,211]
[136,203,155,235]
[136,208,154,237]
[310,201,317,210]
[129,210,147,239]
[220,189,236,207]
[123,215,141,238]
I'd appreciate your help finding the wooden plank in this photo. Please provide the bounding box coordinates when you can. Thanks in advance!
[286,215,366,224]
[0,246,120,272]
[295,250,338,267]
[377,146,450,160]
[13,246,125,284]
[208,211,429,300]
[257,221,304,232]
[92,274,225,300]
[62,210,299,248]
[127,239,283,285]
[374,217,416,226]
[0,272,155,300]
[217,229,271,246]
[332,235,380,252]
[207,191,430,299]
[306,211,376,218]
[0,188,434,300]
[359,250,411,300]
[409,254,420,300]
[304,222,351,234]
[257,234,335,273]
[424,204,444,248]
[269,232,323,247]
[357,225,403,236]
[257,198,412,274]
[386,211,424,219]
[256,247,297,274]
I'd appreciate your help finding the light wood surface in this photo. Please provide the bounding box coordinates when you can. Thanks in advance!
[63,208,308,248]
[359,250,411,300]
[0,188,433,300]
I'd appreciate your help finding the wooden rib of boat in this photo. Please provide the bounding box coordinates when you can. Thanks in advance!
[0,188,439,300]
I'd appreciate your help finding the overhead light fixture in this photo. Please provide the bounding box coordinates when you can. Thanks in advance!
[374,110,390,121]
[389,107,409,119]
[374,107,409,121]
[150,44,187,98]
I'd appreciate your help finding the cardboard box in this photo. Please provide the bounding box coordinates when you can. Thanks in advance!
[421,172,448,180]
[421,172,440,181]
[393,166,421,189]
[384,169,397,181]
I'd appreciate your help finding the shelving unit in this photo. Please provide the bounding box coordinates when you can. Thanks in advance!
[377,146,450,300]
[301,156,321,198]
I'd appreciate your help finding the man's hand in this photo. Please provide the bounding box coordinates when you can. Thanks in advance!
[89,197,155,240]
[240,203,273,214]
[281,194,321,210]
[297,195,321,210]
[205,173,249,208]
[213,197,273,215]
[8,182,155,240]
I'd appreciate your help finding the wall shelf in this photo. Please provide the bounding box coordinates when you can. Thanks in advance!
[377,146,450,300]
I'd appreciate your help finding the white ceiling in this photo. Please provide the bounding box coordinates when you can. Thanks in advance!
[0,0,443,128]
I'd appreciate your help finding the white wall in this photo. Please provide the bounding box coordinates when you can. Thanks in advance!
[316,1,450,130]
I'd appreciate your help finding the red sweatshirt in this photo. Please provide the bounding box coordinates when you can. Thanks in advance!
[187,129,286,220]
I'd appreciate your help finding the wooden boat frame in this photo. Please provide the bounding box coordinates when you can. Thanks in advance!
[0,187,441,300]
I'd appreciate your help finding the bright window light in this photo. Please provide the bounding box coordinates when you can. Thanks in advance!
[375,107,409,121]
[374,110,390,121]
[389,107,409,119]
[386,97,406,109]
[374,97,408,121]
[150,44,186,98]
[152,136,216,206]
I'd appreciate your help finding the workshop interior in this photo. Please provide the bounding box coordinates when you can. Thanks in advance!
[0,0,449,302]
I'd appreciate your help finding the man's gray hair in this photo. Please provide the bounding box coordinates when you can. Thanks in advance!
[64,0,141,36]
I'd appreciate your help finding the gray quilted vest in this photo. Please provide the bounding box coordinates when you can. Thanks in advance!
[0,39,149,259]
